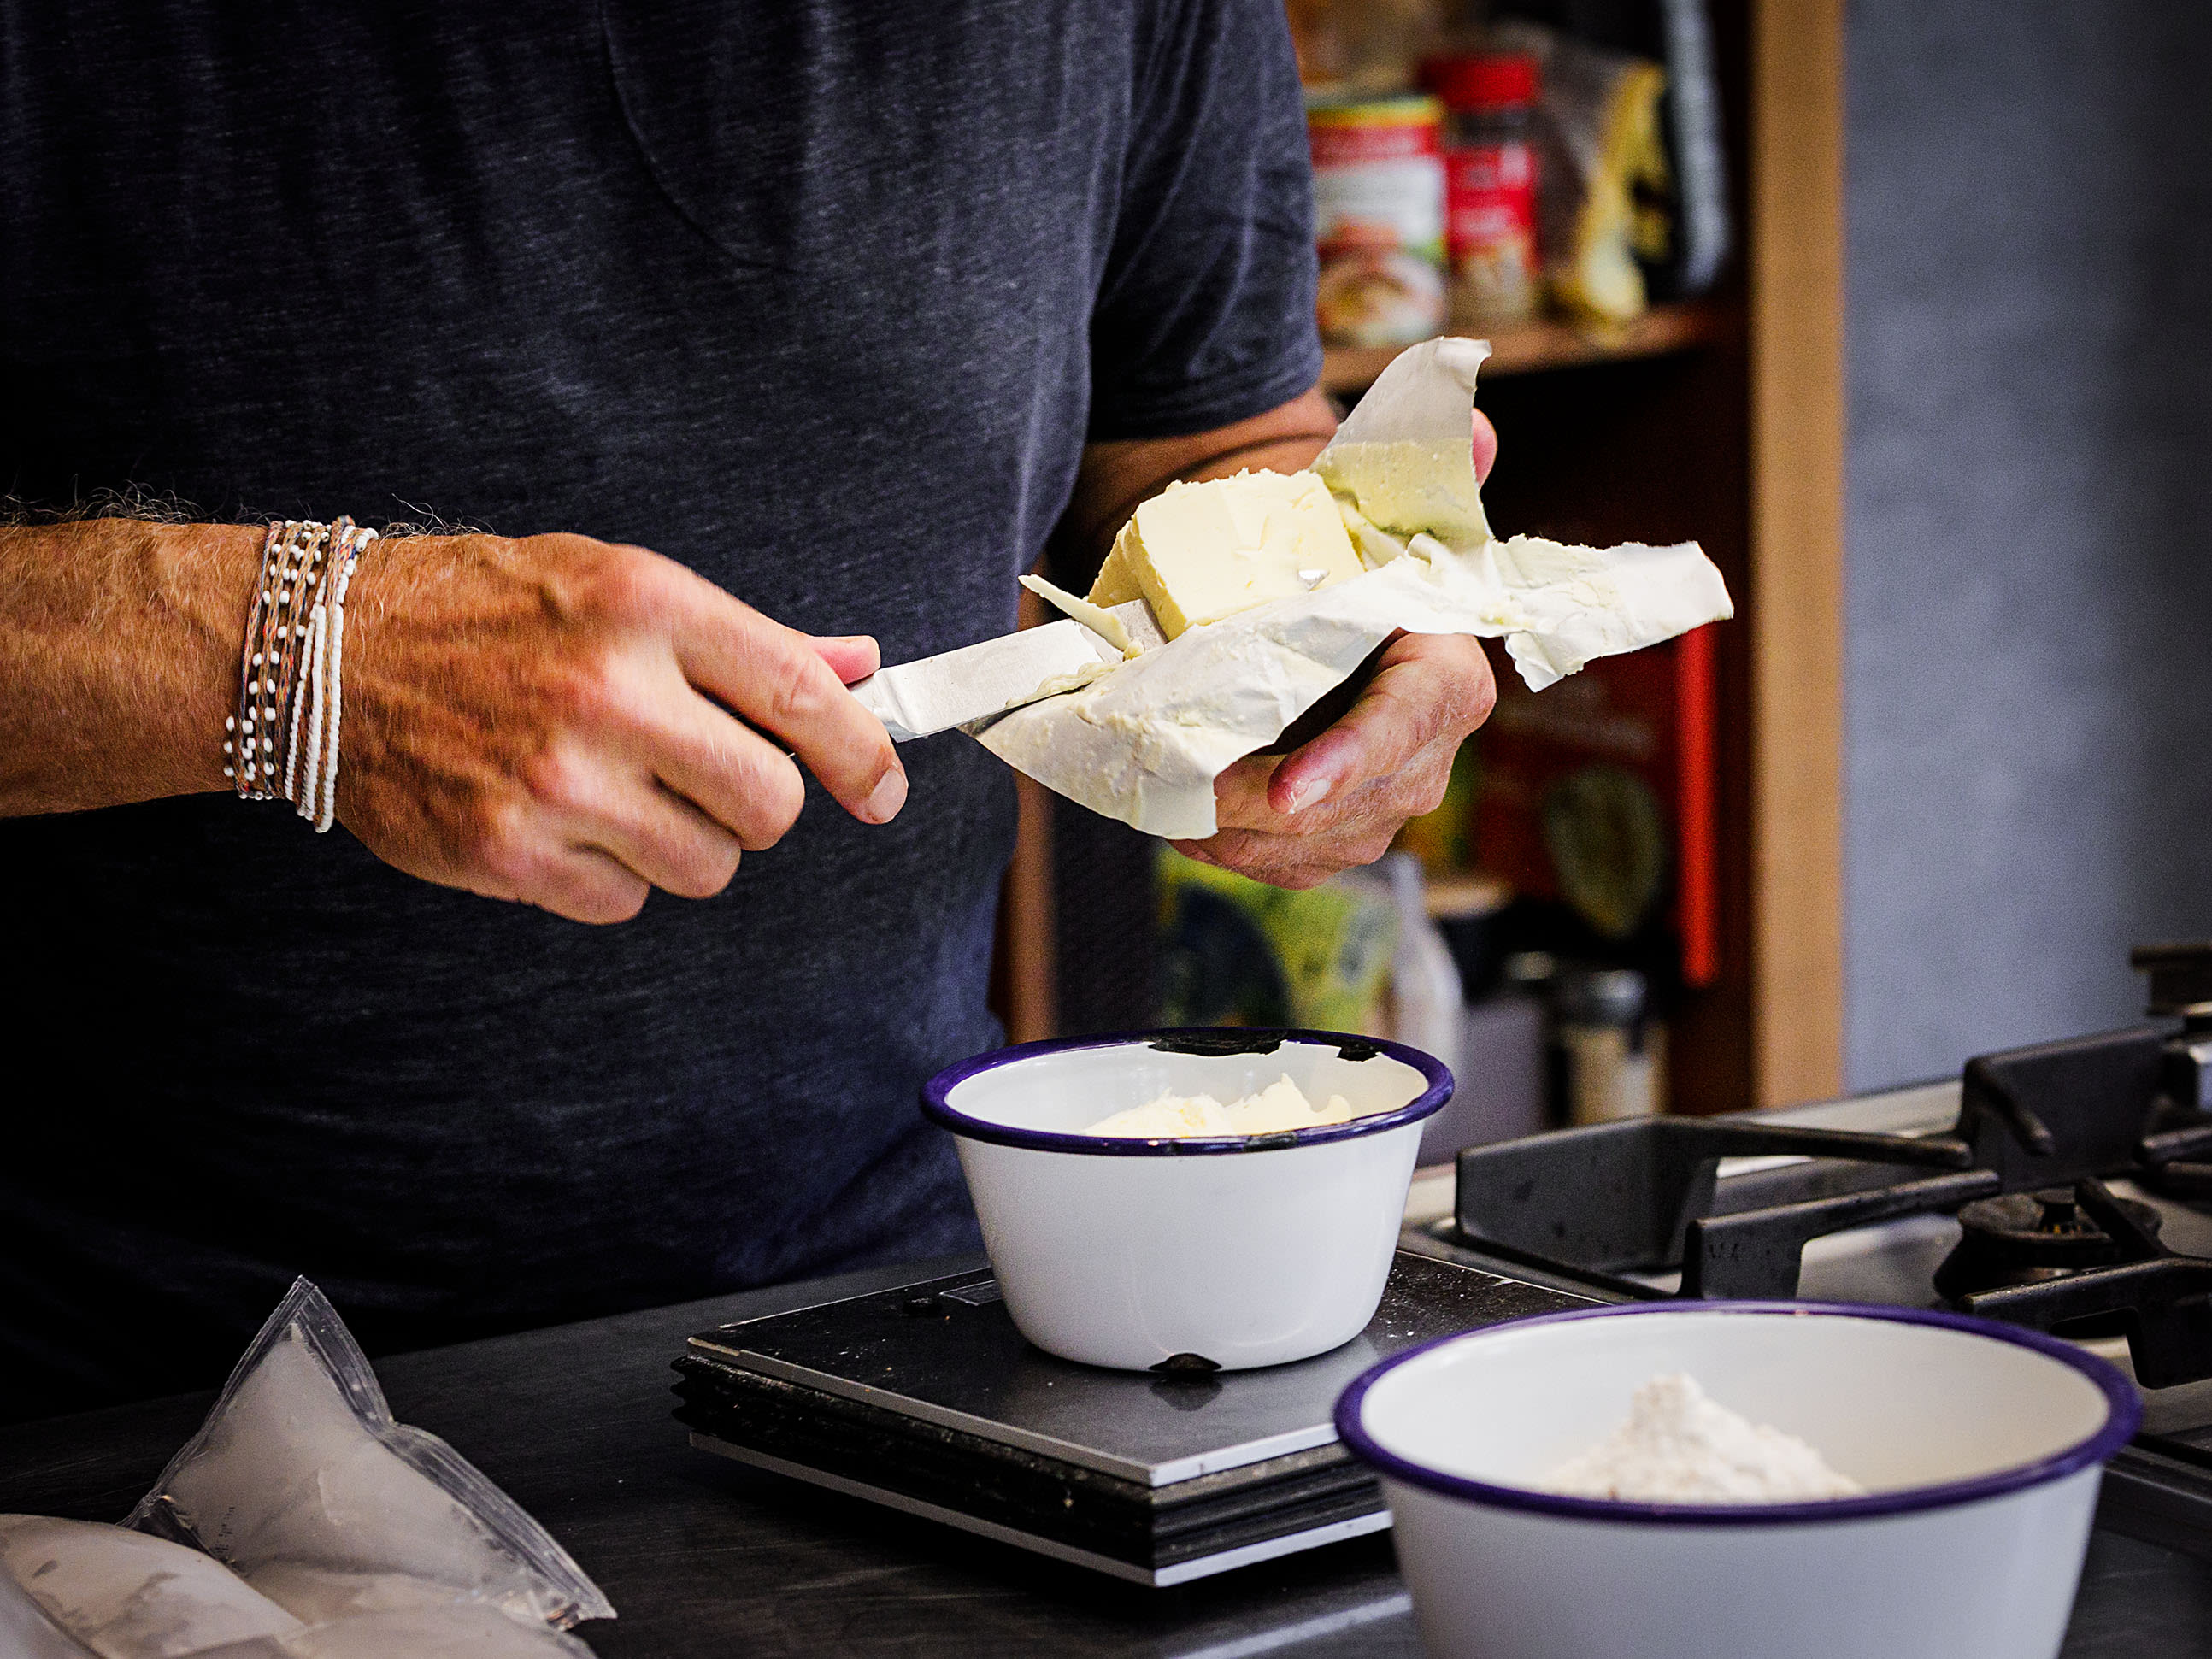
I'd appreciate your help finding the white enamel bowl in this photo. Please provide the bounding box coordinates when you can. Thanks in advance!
[1334,1303,2140,1659]
[921,1030,1450,1372]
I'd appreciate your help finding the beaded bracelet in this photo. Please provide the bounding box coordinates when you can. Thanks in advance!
[223,516,378,832]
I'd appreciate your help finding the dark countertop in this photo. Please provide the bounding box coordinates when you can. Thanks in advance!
[4,1256,2210,1658]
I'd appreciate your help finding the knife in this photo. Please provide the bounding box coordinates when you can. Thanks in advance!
[850,595,1165,742]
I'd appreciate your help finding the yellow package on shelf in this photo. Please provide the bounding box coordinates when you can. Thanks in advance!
[1492,20,1670,326]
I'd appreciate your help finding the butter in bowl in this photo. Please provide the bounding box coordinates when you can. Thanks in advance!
[920,1029,1450,1373]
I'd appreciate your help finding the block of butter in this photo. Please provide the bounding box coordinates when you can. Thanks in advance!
[1088,469,1366,639]
[978,338,1735,838]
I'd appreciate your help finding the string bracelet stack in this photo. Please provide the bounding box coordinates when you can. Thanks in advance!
[223,516,379,832]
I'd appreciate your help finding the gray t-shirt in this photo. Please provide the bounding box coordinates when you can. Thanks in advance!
[0,0,1319,1421]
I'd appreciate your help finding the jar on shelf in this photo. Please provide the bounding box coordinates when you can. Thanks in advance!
[1505,955,1667,1127]
[1422,51,1542,326]
[1306,92,1447,349]
[1556,965,1665,1127]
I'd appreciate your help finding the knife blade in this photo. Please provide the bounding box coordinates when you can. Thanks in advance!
[850,597,1164,742]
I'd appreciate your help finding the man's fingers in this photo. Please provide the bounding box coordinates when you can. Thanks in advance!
[1212,689,1465,837]
[1171,824,1386,891]
[670,588,906,825]
[518,847,653,926]
[1197,727,1462,885]
[575,786,744,901]
[525,741,746,896]
[1266,633,1491,818]
[648,693,812,851]
[1197,629,1492,889]
[1194,764,1438,883]
[811,633,881,685]
[1473,409,1499,484]
[1209,755,1286,832]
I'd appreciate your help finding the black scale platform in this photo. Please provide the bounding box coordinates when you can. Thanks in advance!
[674,1250,1596,1585]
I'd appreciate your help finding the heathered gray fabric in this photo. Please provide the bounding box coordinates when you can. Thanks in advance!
[0,0,1321,1421]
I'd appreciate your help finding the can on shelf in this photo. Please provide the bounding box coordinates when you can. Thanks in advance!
[1423,52,1543,326]
[1306,92,1446,349]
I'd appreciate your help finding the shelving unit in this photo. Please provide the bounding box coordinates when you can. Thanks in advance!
[1320,301,1727,395]
[999,0,1845,1120]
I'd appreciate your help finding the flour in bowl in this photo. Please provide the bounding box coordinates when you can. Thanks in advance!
[1539,1373,1864,1503]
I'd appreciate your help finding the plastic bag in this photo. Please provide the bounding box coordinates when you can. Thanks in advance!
[186,1605,596,1659]
[0,1558,106,1659]
[123,1279,612,1635]
[0,1516,302,1658]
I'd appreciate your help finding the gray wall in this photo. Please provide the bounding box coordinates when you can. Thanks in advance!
[1844,4,2212,1090]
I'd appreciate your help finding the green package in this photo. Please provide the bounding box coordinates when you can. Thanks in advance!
[1156,846,1397,1034]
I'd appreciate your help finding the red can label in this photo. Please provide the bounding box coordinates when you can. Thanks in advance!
[1443,139,1538,318]
[1444,141,1537,256]
[1309,103,1446,347]
[1309,121,1443,168]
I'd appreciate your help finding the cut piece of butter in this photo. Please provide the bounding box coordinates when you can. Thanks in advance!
[1085,1091,1234,1138]
[1316,437,1491,553]
[1088,537,1145,608]
[1334,496,1414,568]
[1221,1074,1358,1135]
[1083,1075,1361,1139]
[1085,469,1364,640]
[1018,572,1137,657]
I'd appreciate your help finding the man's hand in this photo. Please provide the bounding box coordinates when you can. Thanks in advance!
[338,532,904,923]
[1068,393,1500,891]
[1169,631,1496,888]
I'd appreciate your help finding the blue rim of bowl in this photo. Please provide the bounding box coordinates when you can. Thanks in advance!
[1332,1300,2143,1526]
[920,1027,1453,1156]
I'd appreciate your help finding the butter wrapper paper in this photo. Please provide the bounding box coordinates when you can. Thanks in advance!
[978,339,1733,839]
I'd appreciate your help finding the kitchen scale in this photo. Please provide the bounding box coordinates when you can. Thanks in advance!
[673,1250,1597,1585]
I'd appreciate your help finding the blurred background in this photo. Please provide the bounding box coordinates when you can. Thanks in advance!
[997,0,2212,1156]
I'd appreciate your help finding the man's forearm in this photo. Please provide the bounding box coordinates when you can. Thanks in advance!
[1051,386,1339,579]
[0,519,259,816]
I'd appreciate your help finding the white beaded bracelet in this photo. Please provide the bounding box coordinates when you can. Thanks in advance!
[225,516,377,833]
[302,521,374,832]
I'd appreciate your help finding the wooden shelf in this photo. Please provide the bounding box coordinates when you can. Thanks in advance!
[1321,302,1726,395]
[1021,1,1844,1117]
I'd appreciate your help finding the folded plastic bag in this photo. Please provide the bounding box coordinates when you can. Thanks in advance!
[186,1604,596,1659]
[1,1553,107,1659]
[980,339,1732,838]
[0,1516,302,1659]
[123,1280,612,1635]
[232,1563,525,1627]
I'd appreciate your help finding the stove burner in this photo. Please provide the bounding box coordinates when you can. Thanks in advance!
[1447,944,2212,1387]
[1933,1186,2165,1298]
[1956,1180,2212,1389]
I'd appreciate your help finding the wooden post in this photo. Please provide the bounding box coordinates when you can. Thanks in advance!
[1750,0,1846,1105]
[992,583,1059,1044]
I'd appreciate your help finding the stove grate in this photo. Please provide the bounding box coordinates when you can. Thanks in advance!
[1452,997,2212,1387]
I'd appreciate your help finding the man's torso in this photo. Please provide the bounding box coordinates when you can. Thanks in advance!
[0,0,1316,1420]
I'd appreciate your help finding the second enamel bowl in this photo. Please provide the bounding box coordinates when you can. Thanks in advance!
[1334,1303,2139,1659]
[921,1030,1450,1372]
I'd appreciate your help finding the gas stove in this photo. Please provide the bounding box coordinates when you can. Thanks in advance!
[1428,940,2212,1558]
[674,943,2212,1580]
